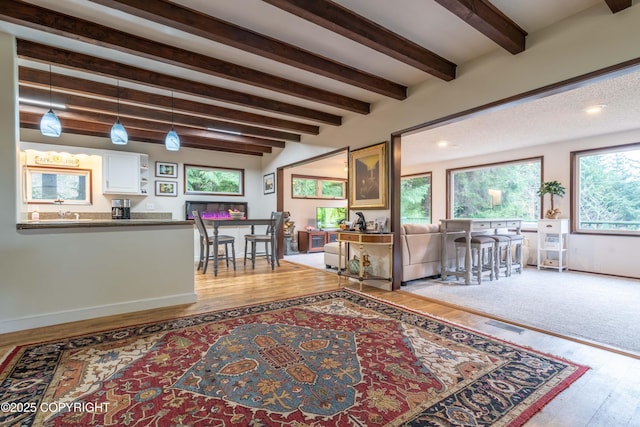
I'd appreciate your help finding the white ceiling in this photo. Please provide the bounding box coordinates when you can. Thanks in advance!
[2,0,633,165]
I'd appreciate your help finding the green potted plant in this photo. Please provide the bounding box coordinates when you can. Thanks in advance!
[538,180,566,218]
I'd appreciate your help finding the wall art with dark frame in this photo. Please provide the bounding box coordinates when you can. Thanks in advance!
[263,172,275,194]
[349,141,388,209]
[155,161,178,178]
[155,180,178,197]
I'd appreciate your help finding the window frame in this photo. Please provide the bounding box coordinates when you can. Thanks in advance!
[447,156,543,227]
[400,171,432,224]
[291,174,347,200]
[571,142,640,237]
[24,166,93,205]
[184,164,244,196]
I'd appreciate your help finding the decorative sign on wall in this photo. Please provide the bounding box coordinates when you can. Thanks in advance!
[33,153,81,168]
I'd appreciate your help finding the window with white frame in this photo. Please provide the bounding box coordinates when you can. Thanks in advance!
[449,157,542,223]
[573,143,640,235]
[401,172,431,224]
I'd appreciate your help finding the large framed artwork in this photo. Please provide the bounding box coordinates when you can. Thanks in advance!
[349,142,388,209]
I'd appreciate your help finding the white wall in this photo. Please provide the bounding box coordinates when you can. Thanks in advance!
[264,4,640,278]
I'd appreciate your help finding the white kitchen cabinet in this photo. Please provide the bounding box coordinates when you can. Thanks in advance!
[103,151,146,195]
[537,219,569,272]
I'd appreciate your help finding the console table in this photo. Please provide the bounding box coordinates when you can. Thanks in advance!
[337,231,393,290]
[440,219,522,285]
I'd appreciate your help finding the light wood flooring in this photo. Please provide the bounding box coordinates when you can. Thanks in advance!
[1,260,639,426]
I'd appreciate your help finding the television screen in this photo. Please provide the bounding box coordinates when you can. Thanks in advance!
[316,207,347,230]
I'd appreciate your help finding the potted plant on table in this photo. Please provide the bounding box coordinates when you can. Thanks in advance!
[538,180,566,219]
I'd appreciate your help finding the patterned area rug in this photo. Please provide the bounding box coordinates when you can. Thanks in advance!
[0,290,587,426]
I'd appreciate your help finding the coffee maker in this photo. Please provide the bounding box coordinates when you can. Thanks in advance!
[123,199,131,219]
[111,199,123,219]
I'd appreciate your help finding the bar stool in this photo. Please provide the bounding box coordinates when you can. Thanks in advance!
[489,235,512,278]
[244,212,284,268]
[454,235,495,284]
[500,233,524,274]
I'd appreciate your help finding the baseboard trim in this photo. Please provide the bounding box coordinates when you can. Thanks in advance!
[0,293,198,334]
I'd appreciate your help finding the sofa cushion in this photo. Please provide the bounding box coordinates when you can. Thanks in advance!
[401,223,440,235]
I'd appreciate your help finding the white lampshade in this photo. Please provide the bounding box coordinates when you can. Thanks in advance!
[40,109,61,137]
[165,128,180,151]
[110,118,128,145]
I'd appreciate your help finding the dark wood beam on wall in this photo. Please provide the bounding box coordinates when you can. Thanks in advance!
[19,67,320,136]
[20,85,296,144]
[20,108,272,155]
[604,0,632,13]
[2,0,369,114]
[434,0,527,54]
[263,0,457,81]
[89,0,407,100]
[17,40,343,126]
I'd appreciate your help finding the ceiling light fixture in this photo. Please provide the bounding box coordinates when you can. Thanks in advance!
[39,64,61,137]
[208,127,241,135]
[164,92,180,151]
[585,104,606,114]
[437,140,449,147]
[110,80,128,145]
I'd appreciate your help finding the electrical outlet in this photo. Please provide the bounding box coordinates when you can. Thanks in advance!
[146,203,155,210]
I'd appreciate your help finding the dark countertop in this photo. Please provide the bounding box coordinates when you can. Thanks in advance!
[16,219,193,230]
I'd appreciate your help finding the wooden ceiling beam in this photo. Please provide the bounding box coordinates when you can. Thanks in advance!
[20,108,272,155]
[17,40,342,126]
[434,0,527,54]
[604,0,632,13]
[89,0,407,100]
[262,0,457,81]
[2,0,369,114]
[20,84,295,144]
[20,67,319,136]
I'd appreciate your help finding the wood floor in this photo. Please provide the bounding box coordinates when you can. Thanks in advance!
[1,260,639,426]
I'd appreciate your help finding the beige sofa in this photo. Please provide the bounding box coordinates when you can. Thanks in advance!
[400,223,448,283]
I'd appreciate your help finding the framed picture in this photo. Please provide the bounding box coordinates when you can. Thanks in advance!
[349,142,388,209]
[263,172,275,194]
[155,180,178,197]
[156,161,178,178]
[184,164,244,196]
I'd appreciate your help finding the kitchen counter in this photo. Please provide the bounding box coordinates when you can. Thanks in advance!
[16,219,192,230]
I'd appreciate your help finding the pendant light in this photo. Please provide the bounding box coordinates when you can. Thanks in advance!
[164,92,180,151]
[39,64,62,137]
[110,80,128,145]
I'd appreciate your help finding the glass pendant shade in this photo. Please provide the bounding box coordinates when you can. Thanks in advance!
[40,109,62,137]
[110,118,128,145]
[165,127,180,151]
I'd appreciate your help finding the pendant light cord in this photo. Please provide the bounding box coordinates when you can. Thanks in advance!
[49,64,53,108]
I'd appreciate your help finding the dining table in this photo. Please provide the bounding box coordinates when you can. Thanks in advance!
[204,218,277,276]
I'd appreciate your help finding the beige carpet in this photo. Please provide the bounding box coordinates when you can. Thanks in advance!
[404,268,640,355]
[285,254,640,356]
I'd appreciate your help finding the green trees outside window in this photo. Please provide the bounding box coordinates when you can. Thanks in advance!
[401,173,431,224]
[575,144,640,233]
[450,158,541,220]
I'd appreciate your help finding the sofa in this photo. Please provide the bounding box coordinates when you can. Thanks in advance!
[400,223,450,283]
[324,241,346,270]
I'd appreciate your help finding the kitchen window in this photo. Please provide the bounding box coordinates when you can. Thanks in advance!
[24,166,92,205]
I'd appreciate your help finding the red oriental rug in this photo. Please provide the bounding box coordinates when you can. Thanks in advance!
[0,289,587,426]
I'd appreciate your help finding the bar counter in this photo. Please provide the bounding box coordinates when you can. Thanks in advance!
[16,218,191,230]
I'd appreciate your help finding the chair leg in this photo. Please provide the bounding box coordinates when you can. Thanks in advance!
[251,242,257,269]
[244,240,249,266]
[202,242,209,274]
[224,243,229,268]
[231,241,236,271]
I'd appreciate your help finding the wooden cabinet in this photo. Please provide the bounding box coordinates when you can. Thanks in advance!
[297,230,338,253]
[537,219,569,272]
[103,151,148,195]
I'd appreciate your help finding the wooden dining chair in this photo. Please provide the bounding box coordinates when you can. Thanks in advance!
[192,210,236,274]
[244,211,284,268]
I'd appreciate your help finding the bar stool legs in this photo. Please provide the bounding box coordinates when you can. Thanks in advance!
[454,236,495,284]
[490,235,512,279]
